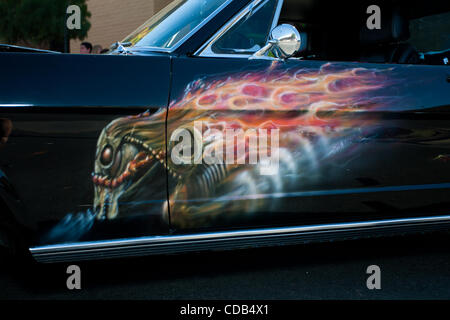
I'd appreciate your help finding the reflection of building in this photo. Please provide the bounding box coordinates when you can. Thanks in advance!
[71,0,171,53]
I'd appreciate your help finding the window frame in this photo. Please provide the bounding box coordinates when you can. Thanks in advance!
[194,0,284,58]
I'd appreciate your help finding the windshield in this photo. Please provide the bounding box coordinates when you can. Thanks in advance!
[123,0,230,50]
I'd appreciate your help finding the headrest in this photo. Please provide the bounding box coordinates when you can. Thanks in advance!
[360,9,410,46]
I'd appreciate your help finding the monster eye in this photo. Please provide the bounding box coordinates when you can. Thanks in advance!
[100,145,114,166]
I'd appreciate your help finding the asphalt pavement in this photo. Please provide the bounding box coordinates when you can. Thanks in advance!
[0,231,449,300]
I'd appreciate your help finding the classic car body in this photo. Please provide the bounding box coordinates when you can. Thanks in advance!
[0,0,449,263]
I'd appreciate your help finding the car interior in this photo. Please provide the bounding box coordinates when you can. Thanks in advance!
[276,0,450,65]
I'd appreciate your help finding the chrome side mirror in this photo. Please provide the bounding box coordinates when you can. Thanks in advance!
[251,24,301,60]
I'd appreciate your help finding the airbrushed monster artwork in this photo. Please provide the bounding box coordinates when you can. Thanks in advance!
[4,0,446,262]
[91,62,397,229]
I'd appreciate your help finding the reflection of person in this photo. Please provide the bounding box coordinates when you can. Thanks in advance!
[0,118,12,149]
[80,42,93,54]
[92,45,103,54]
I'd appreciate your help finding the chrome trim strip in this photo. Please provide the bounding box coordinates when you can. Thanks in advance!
[195,0,283,58]
[196,0,264,56]
[0,44,61,54]
[31,214,450,256]
[0,104,34,107]
[128,0,234,54]
[270,0,284,32]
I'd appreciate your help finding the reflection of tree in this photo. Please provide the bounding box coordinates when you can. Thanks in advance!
[129,26,155,45]
[0,0,91,52]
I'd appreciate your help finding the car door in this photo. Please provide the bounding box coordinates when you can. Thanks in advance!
[167,0,450,233]
[0,53,171,246]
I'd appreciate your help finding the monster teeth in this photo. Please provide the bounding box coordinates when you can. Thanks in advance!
[93,174,110,187]
[125,135,150,147]
[94,136,169,189]
[135,151,147,160]
[93,172,127,189]
[124,136,161,158]
[122,170,131,180]
[128,163,137,173]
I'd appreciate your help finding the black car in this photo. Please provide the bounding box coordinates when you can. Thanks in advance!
[0,0,449,263]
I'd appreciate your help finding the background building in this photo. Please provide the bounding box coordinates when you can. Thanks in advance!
[71,0,171,53]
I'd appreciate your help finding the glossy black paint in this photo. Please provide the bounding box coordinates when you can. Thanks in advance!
[0,0,449,254]
[0,52,170,107]
[0,53,171,245]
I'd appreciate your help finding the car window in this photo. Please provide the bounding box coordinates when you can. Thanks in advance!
[409,11,450,65]
[211,0,279,54]
[123,0,229,50]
